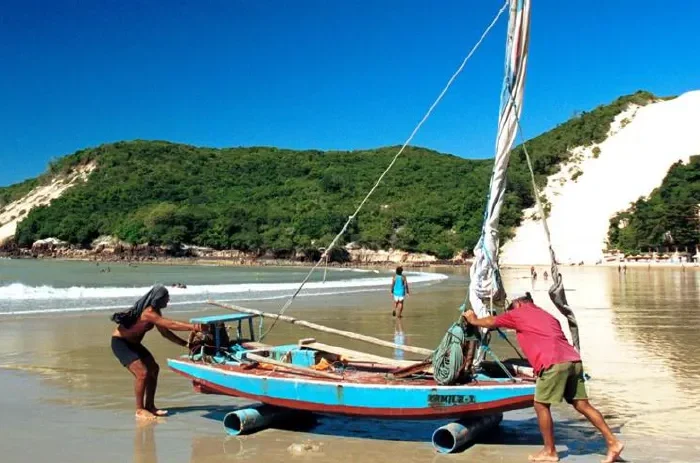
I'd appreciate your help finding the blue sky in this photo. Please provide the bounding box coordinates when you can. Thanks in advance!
[1,0,698,186]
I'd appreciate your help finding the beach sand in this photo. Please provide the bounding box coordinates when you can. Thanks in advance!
[1,266,699,462]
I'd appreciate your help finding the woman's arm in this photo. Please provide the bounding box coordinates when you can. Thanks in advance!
[157,326,188,347]
[142,308,201,332]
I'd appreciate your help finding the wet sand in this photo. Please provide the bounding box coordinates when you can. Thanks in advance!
[1,266,699,462]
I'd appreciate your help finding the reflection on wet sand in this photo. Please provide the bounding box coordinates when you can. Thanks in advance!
[134,423,157,463]
[550,267,700,440]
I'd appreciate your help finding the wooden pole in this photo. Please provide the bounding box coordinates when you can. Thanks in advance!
[245,352,344,380]
[299,340,420,368]
[207,300,434,357]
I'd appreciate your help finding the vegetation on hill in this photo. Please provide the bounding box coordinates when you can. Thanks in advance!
[0,178,39,209]
[607,156,700,253]
[0,150,94,208]
[4,91,670,258]
[14,142,512,259]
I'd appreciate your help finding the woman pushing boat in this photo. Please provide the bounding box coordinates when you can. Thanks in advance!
[110,284,203,421]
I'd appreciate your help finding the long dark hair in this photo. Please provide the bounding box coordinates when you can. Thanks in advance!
[111,285,169,328]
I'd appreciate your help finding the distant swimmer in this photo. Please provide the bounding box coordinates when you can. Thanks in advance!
[543,271,548,281]
[110,285,204,421]
[391,266,409,318]
[531,266,538,280]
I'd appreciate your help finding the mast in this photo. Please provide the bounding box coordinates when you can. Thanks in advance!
[468,0,531,365]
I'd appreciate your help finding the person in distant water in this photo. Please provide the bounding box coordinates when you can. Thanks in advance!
[463,292,624,463]
[110,284,204,421]
[390,266,409,318]
[543,270,549,281]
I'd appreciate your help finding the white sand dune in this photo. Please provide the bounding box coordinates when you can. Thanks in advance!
[502,90,700,265]
[0,163,95,245]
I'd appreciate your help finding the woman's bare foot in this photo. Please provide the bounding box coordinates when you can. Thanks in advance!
[147,407,169,417]
[528,448,559,462]
[135,408,158,421]
[602,440,625,463]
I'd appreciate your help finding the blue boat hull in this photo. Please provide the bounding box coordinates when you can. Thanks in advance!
[168,359,535,419]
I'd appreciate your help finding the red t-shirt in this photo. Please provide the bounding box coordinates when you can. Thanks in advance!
[493,301,581,375]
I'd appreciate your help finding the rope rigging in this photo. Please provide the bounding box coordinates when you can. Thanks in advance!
[259,0,510,341]
[511,102,581,352]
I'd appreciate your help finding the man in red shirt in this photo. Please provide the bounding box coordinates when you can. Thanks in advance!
[464,292,624,463]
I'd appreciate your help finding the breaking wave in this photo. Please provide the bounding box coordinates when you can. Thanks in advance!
[0,271,448,315]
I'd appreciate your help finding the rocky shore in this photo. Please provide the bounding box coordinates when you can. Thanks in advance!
[0,235,468,268]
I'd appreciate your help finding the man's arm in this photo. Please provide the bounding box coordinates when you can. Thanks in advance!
[157,325,188,347]
[403,276,410,295]
[463,310,498,329]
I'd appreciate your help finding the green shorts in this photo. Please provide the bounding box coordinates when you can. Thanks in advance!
[535,361,588,404]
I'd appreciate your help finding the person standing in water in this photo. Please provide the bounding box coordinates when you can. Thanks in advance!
[391,266,409,317]
[110,284,204,421]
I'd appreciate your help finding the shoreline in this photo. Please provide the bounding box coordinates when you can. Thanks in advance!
[0,251,465,269]
[503,261,699,271]
[3,253,697,272]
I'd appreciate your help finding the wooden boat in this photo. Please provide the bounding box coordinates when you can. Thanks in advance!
[168,1,582,448]
[167,312,535,420]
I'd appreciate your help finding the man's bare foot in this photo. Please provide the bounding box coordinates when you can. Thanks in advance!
[601,441,624,463]
[528,448,559,462]
[147,408,169,417]
[135,408,158,421]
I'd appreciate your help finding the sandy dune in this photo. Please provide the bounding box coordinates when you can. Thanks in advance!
[0,163,95,245]
[501,90,700,265]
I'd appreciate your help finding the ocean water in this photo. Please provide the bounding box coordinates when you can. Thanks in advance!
[0,259,447,315]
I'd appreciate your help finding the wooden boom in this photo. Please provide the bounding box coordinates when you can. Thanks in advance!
[207,300,434,357]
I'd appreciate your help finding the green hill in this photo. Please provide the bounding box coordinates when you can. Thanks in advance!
[2,90,670,259]
[607,156,700,253]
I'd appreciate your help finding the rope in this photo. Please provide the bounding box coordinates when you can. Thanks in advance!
[511,98,587,375]
[496,328,525,360]
[482,344,516,381]
[497,78,560,281]
[259,0,510,341]
[322,253,328,283]
[516,122,561,280]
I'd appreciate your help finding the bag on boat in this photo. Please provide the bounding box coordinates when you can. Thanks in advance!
[432,320,480,385]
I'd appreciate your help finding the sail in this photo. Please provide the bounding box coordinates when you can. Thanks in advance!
[468,0,531,335]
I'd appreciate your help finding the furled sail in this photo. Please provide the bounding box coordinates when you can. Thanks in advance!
[468,0,531,359]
